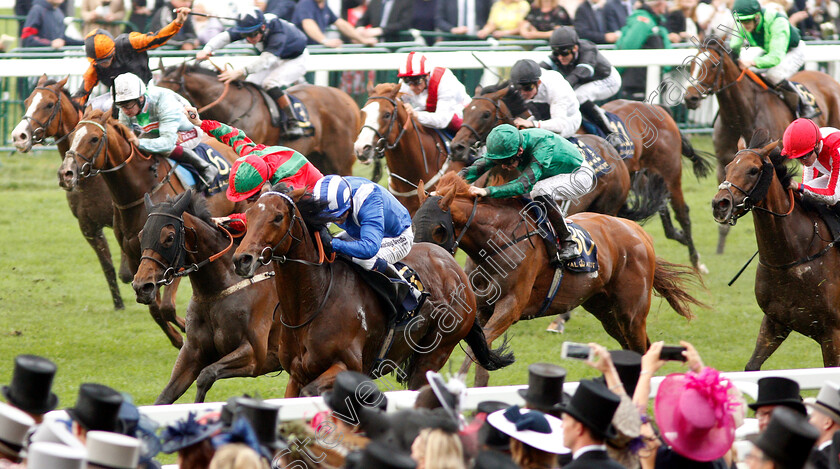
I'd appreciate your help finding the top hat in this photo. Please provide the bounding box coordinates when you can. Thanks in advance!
[805,381,840,424]
[66,383,124,432]
[560,380,619,440]
[358,439,416,469]
[517,363,568,411]
[752,407,819,469]
[610,350,642,397]
[323,371,387,421]
[160,412,222,454]
[233,398,288,454]
[2,354,59,414]
[0,402,34,459]
[31,419,86,451]
[86,431,141,469]
[473,450,519,469]
[477,401,509,416]
[27,441,88,469]
[748,377,806,415]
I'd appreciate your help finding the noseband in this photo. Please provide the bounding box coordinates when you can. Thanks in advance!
[66,119,138,178]
[717,149,794,225]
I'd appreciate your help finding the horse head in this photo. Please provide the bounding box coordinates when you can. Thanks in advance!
[451,82,517,162]
[12,74,73,152]
[412,173,472,253]
[60,108,135,190]
[354,83,405,164]
[684,36,741,109]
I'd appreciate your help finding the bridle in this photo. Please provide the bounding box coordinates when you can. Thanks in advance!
[362,96,411,158]
[66,119,139,178]
[716,149,794,225]
[23,85,75,145]
[460,96,514,149]
[691,46,768,99]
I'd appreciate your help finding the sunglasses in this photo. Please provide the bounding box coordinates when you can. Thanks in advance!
[516,83,537,92]
[115,99,139,110]
[553,48,574,56]
[404,76,426,85]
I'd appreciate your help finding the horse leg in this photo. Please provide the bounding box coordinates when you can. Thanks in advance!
[285,378,302,398]
[472,296,522,387]
[195,343,259,403]
[300,363,349,396]
[149,293,184,349]
[581,295,638,351]
[160,280,186,333]
[118,249,133,283]
[155,345,203,405]
[819,329,840,367]
[745,315,792,371]
[717,224,731,255]
[82,227,124,310]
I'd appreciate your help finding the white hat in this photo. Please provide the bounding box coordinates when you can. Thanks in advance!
[113,73,146,103]
[27,441,87,469]
[805,381,840,424]
[86,431,140,469]
[0,402,34,448]
[30,419,86,451]
[487,407,569,454]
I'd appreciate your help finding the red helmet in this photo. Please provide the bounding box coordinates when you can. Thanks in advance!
[782,118,821,159]
[398,52,430,78]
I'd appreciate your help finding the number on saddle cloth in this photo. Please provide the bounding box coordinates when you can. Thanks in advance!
[567,137,611,179]
[564,222,598,272]
[170,144,231,195]
[580,112,635,160]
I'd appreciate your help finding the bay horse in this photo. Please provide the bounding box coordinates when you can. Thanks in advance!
[451,82,712,272]
[11,75,129,310]
[232,188,514,396]
[712,130,840,370]
[157,62,359,176]
[133,190,281,404]
[58,108,248,349]
[685,36,840,255]
[412,173,706,386]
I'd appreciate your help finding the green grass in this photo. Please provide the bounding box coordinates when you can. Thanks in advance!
[0,138,824,408]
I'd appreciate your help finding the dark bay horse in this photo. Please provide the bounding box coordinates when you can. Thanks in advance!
[157,62,359,176]
[413,173,705,386]
[712,130,840,370]
[452,83,712,272]
[685,37,840,255]
[11,75,129,310]
[133,191,281,404]
[59,108,247,348]
[232,188,514,396]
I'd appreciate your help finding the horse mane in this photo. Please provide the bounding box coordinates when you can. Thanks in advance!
[435,172,476,198]
[747,129,794,189]
[181,63,222,77]
[187,194,214,226]
[296,192,340,231]
[83,108,135,140]
[480,81,528,117]
[480,81,510,95]
[701,35,739,64]
[41,78,83,113]
[370,82,400,100]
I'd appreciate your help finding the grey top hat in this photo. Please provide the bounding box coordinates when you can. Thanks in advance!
[27,441,88,469]
[0,402,34,449]
[2,354,59,415]
[86,431,141,469]
[805,381,840,424]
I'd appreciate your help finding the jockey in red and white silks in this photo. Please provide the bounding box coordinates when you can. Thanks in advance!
[782,118,840,206]
[396,52,471,133]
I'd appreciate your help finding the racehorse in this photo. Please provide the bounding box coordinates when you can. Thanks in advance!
[58,108,247,349]
[133,191,281,404]
[685,36,840,255]
[413,173,705,386]
[451,82,712,272]
[712,130,840,370]
[157,62,359,176]
[232,188,515,396]
[11,75,129,310]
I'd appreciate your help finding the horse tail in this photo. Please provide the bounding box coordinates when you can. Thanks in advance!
[652,257,707,320]
[463,322,515,371]
[679,130,714,179]
[617,170,669,223]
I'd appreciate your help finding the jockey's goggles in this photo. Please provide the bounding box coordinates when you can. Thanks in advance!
[552,47,574,56]
[735,13,759,21]
[516,82,537,92]
[404,76,426,86]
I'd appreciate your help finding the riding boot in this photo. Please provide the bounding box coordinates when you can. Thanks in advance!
[776,80,821,119]
[535,195,578,266]
[579,100,614,138]
[171,146,219,191]
[373,258,424,313]
[268,87,305,140]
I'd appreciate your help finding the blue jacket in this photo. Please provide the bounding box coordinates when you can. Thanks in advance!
[331,177,412,260]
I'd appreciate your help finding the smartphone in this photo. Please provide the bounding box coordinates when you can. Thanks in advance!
[561,342,593,361]
[660,345,687,362]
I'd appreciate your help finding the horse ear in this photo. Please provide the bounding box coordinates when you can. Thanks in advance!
[144,193,153,213]
[178,61,187,76]
[439,185,456,210]
[37,74,48,86]
[417,180,427,205]
[57,75,69,89]
[158,58,165,74]
[474,85,483,96]
[290,187,307,202]
[174,189,192,214]
[366,79,375,95]
[737,137,746,152]
[763,139,781,155]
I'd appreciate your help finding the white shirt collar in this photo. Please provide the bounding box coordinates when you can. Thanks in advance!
[573,444,607,459]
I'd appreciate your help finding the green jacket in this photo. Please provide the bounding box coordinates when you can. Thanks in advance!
[462,128,583,198]
[616,7,671,51]
[729,9,801,69]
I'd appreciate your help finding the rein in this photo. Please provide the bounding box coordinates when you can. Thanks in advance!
[363,96,411,157]
[69,119,146,178]
[452,197,479,254]
[716,149,794,225]
[694,47,770,98]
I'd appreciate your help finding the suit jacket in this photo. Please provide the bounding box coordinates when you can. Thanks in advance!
[564,449,626,469]
[574,1,608,44]
[434,0,491,33]
[602,0,629,33]
[357,0,414,41]
[810,445,831,469]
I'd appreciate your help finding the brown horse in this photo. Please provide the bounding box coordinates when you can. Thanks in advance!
[452,83,712,272]
[157,62,359,176]
[712,130,840,370]
[413,173,705,386]
[58,108,247,348]
[685,37,840,255]
[232,188,514,396]
[11,75,129,310]
[132,190,281,404]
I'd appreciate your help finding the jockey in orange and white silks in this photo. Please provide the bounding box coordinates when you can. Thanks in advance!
[783,118,840,206]
[397,52,471,133]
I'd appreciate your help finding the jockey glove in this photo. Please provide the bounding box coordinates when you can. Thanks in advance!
[318,227,334,256]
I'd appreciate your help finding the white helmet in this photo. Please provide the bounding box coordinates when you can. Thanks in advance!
[113,73,146,103]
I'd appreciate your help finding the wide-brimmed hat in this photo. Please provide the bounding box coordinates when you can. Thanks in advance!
[473,450,519,469]
[31,419,86,450]
[160,412,222,454]
[66,383,123,432]
[517,363,569,411]
[749,377,806,415]
[654,368,740,462]
[86,431,141,469]
[487,406,568,454]
[752,407,819,469]
[27,441,87,469]
[805,382,840,424]
[2,354,59,414]
[357,439,416,469]
[560,379,619,440]
[233,398,288,454]
[610,350,642,397]
[426,371,465,423]
[323,371,387,422]
[0,402,34,458]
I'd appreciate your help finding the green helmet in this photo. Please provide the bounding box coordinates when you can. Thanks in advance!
[486,124,523,160]
[732,0,761,21]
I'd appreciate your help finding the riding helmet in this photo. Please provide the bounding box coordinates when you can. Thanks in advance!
[227,155,271,202]
[232,8,266,34]
[398,52,430,78]
[510,59,542,85]
[550,26,579,50]
[782,118,822,159]
[113,73,146,104]
[313,175,353,217]
[732,0,762,21]
[84,29,115,64]
[486,124,523,160]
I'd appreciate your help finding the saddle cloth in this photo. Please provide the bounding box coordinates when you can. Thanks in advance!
[566,137,612,179]
[168,142,230,196]
[257,87,315,136]
[563,221,599,272]
[580,111,636,160]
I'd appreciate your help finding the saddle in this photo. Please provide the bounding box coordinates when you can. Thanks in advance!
[255,87,315,136]
[168,143,230,196]
[802,198,840,242]
[344,259,428,325]
[523,201,600,272]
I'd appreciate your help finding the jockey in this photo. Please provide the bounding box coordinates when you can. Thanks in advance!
[397,52,471,133]
[197,8,309,140]
[541,26,621,139]
[730,0,819,119]
[782,118,840,206]
[460,124,595,265]
[312,175,423,307]
[113,73,220,190]
[509,59,581,139]
[75,7,191,109]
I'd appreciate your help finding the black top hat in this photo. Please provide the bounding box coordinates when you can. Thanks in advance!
[517,363,568,411]
[610,350,642,397]
[748,377,806,415]
[2,355,58,415]
[476,401,509,415]
[233,398,288,453]
[752,407,819,469]
[358,440,416,469]
[478,418,510,452]
[323,371,387,422]
[66,383,123,432]
[473,450,519,469]
[560,379,620,440]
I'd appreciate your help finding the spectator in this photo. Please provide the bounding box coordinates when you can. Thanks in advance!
[21,0,86,49]
[232,399,287,463]
[192,1,226,45]
[666,0,701,42]
[487,406,568,469]
[14,0,31,37]
[81,0,126,37]
[519,0,573,38]
[265,0,298,20]
[66,383,124,443]
[161,412,221,469]
[473,450,519,469]
[148,0,201,49]
[804,382,840,469]
[358,440,417,469]
[516,363,569,419]
[292,0,377,46]
[476,0,531,38]
[458,401,509,457]
[574,0,621,44]
[320,371,388,437]
[603,0,633,33]
[26,442,87,469]
[354,0,415,42]
[30,419,86,450]
[125,0,152,32]
[411,0,437,40]
[422,372,466,428]
[473,403,512,454]
[747,407,819,469]
[0,403,34,465]
[86,431,142,469]
[209,443,268,469]
[411,428,466,469]
[615,0,671,96]
[749,377,807,432]
[696,0,734,37]
[2,354,59,425]
[434,0,492,37]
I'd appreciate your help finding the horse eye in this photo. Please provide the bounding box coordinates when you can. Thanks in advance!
[383,112,391,119]
[748,167,760,176]
[482,110,491,119]
[46,102,54,109]
[273,213,284,223]
[91,136,99,143]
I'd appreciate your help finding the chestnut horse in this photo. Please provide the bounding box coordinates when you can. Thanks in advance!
[133,191,281,403]
[232,189,514,396]
[712,130,840,369]
[157,62,359,176]
[59,108,247,348]
[451,83,712,272]
[685,37,840,255]
[413,173,705,386]
[11,75,129,310]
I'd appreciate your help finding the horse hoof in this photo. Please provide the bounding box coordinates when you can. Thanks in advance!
[545,324,564,334]
[697,263,709,275]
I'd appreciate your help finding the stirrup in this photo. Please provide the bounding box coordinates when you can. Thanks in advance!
[557,242,579,261]
[284,120,305,139]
